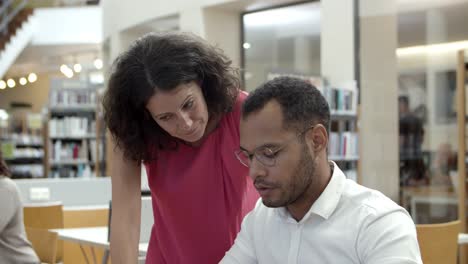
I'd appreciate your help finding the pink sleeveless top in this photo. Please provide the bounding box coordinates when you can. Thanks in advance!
[144,91,259,263]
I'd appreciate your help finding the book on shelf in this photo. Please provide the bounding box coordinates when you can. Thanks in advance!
[89,139,105,163]
[329,132,359,159]
[50,139,89,162]
[326,81,358,115]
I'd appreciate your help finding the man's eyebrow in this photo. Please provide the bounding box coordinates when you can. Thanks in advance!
[240,143,280,153]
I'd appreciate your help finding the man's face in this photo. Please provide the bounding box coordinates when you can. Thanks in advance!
[240,100,316,208]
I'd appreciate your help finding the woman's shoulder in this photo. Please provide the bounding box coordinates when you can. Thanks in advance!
[0,176,16,188]
[0,176,19,196]
[228,90,248,120]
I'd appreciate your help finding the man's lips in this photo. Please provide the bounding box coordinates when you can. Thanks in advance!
[255,183,276,195]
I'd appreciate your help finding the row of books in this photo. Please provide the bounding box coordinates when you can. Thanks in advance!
[48,117,96,137]
[2,133,43,145]
[49,89,97,107]
[50,140,88,161]
[329,132,359,158]
[10,148,44,159]
[50,164,94,178]
[325,87,358,113]
[49,139,104,162]
[9,164,44,178]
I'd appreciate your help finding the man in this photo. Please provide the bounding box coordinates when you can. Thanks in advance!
[221,77,422,263]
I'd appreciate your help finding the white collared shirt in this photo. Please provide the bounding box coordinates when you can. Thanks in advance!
[220,162,422,264]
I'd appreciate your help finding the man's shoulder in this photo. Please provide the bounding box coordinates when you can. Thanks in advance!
[342,180,409,219]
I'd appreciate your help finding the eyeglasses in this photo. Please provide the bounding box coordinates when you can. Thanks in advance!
[235,125,315,168]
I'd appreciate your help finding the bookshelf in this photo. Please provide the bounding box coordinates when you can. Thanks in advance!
[45,78,105,178]
[1,133,45,178]
[326,81,359,182]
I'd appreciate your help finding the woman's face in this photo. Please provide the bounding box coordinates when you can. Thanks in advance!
[146,81,209,143]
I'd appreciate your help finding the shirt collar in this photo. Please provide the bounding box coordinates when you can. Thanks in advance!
[276,161,347,223]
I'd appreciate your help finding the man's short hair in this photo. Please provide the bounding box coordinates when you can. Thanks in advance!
[243,76,330,134]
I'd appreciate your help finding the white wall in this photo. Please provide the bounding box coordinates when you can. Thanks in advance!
[359,0,399,200]
[320,0,354,85]
[31,6,102,45]
[102,0,235,40]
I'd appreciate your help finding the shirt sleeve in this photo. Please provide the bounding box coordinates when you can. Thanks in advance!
[219,208,258,264]
[357,208,423,264]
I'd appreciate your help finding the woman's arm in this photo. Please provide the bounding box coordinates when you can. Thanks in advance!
[110,145,142,264]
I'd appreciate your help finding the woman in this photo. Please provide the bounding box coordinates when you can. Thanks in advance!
[103,32,258,263]
[0,151,39,264]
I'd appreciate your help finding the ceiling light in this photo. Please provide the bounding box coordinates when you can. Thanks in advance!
[7,79,15,88]
[73,63,82,73]
[397,40,468,56]
[28,73,37,83]
[0,80,6,89]
[60,64,74,78]
[0,109,8,120]
[19,77,27,86]
[60,64,69,73]
[94,58,103,70]
[243,43,251,49]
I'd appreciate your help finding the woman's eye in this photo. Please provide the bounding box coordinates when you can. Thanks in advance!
[158,115,171,121]
[183,100,194,109]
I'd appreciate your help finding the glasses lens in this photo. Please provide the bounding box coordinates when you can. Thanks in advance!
[255,148,277,167]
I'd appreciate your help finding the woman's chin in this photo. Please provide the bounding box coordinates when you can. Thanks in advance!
[180,130,205,143]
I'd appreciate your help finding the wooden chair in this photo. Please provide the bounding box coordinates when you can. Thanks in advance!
[23,202,64,263]
[416,220,460,264]
[25,227,58,264]
[23,202,64,229]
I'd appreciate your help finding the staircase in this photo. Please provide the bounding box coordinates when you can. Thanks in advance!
[0,1,36,79]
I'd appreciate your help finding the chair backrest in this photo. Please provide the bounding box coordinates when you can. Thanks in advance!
[23,202,64,262]
[416,220,460,264]
[23,202,64,229]
[25,227,58,264]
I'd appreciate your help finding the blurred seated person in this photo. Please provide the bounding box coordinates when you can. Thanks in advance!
[399,95,428,186]
[430,143,457,186]
[0,151,39,264]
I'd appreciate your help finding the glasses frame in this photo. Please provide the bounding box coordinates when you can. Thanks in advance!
[235,125,316,168]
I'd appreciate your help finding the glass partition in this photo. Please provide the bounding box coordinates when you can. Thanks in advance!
[242,1,321,91]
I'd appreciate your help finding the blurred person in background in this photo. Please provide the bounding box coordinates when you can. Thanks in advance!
[0,150,39,264]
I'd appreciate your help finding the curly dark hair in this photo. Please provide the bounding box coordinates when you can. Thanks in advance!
[242,76,330,134]
[103,32,240,162]
[0,150,10,177]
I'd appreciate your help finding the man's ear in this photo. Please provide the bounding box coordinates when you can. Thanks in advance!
[305,124,328,154]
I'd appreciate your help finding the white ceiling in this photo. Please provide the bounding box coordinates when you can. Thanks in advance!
[6,43,101,77]
[5,0,468,78]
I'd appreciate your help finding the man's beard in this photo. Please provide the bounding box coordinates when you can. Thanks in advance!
[263,142,316,208]
[284,143,316,206]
